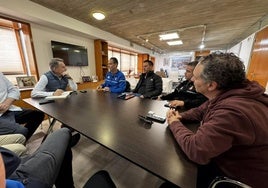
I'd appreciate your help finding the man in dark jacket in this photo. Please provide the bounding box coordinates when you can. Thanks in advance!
[133,60,162,98]
[159,61,207,109]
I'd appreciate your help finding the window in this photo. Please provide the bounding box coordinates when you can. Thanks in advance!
[0,27,23,73]
[0,17,38,83]
[108,46,138,76]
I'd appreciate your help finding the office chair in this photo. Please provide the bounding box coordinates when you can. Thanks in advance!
[83,170,116,188]
[125,80,131,92]
[209,176,252,188]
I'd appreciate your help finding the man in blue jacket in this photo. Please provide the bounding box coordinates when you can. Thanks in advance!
[97,57,126,93]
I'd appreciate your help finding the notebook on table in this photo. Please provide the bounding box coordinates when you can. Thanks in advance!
[45,91,72,100]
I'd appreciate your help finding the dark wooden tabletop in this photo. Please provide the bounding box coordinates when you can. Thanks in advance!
[24,90,197,187]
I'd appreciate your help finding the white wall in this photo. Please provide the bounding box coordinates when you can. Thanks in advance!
[31,23,95,83]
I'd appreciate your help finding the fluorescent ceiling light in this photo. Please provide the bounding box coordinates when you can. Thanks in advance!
[159,32,179,40]
[92,12,105,20]
[167,40,183,46]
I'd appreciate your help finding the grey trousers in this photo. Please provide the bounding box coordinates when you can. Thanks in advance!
[10,128,72,187]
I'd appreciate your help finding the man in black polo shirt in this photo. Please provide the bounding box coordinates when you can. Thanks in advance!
[159,61,207,109]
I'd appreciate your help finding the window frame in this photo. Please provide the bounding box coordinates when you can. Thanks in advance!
[0,16,39,80]
[108,46,138,75]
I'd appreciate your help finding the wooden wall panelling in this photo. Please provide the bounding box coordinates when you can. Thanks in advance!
[138,54,149,74]
[194,50,210,61]
[247,26,268,87]
[13,89,34,109]
[77,81,103,90]
[94,39,108,80]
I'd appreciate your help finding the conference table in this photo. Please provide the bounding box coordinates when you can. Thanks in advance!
[24,90,198,187]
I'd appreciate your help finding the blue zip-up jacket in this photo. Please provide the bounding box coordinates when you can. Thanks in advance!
[101,70,126,93]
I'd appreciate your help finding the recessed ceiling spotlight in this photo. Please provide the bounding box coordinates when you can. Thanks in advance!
[200,43,205,49]
[92,12,105,20]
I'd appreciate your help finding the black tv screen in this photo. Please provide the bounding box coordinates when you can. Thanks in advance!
[51,41,88,66]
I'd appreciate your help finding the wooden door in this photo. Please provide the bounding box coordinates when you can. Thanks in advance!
[247,26,268,87]
[137,54,149,74]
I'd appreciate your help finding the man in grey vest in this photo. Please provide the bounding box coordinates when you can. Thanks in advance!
[31,58,80,147]
[31,58,77,98]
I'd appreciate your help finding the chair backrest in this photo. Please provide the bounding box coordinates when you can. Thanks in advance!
[83,170,116,188]
[162,78,173,94]
[126,77,138,90]
[125,81,131,92]
[209,176,252,188]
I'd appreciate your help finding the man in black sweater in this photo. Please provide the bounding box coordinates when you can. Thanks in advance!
[159,61,207,109]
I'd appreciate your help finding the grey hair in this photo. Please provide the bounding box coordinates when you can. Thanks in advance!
[49,58,63,70]
[199,52,246,90]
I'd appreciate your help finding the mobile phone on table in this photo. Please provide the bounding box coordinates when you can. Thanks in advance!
[39,99,55,105]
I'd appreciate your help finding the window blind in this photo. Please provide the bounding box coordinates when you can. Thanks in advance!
[0,27,23,73]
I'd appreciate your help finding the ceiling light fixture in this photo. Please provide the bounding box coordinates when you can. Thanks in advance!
[167,40,183,46]
[137,24,206,53]
[92,12,105,20]
[159,32,179,40]
[199,42,205,49]
[199,25,206,49]
[136,36,164,53]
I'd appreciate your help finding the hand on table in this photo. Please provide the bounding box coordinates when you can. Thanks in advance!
[169,100,185,107]
[103,87,110,92]
[166,109,182,125]
[53,89,64,96]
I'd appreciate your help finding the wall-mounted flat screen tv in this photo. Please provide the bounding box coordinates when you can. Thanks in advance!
[51,41,88,66]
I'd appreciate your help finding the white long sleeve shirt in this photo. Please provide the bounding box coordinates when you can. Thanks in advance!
[31,74,77,98]
[0,73,22,116]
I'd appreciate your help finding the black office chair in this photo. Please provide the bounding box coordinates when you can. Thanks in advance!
[125,80,131,92]
[83,170,116,188]
[208,176,252,188]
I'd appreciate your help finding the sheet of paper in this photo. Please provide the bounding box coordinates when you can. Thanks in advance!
[45,91,72,100]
